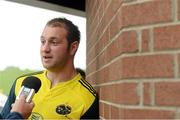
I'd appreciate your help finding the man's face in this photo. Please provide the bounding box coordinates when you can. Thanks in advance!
[40,25,70,70]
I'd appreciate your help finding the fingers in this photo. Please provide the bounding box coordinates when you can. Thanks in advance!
[29,101,35,108]
[10,95,35,117]
[18,95,26,100]
[12,95,34,109]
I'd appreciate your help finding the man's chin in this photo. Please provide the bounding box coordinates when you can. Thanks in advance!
[42,64,51,69]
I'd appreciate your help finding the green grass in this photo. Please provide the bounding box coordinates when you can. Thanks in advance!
[0,66,35,95]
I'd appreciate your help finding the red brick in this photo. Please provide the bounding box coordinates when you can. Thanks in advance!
[104,0,123,26]
[122,0,172,27]
[86,73,97,85]
[86,26,101,64]
[87,45,96,65]
[97,52,106,69]
[110,0,123,14]
[119,108,175,119]
[89,0,98,23]
[110,106,119,119]
[178,54,180,76]
[105,31,138,63]
[103,0,111,10]
[86,0,99,31]
[143,83,151,105]
[104,103,111,119]
[100,85,111,101]
[97,16,106,37]
[155,82,180,106]
[121,55,174,79]
[107,60,122,81]
[89,14,99,36]
[94,69,104,84]
[115,83,139,104]
[100,83,139,104]
[154,25,180,50]
[86,0,178,119]
[110,9,122,39]
[142,29,150,52]
[95,28,110,59]
[87,52,106,76]
[86,0,94,25]
[120,31,138,53]
[99,102,104,117]
[178,0,180,20]
[94,86,99,94]
[86,36,93,52]
[87,25,99,53]
[96,0,103,9]
[98,0,104,21]
[123,0,137,3]
[102,66,109,83]
[86,57,97,75]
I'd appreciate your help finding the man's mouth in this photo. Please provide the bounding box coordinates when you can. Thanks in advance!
[43,56,52,59]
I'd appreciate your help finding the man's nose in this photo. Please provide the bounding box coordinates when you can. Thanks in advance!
[42,42,50,52]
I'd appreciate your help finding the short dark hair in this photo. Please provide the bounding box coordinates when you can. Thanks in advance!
[46,17,80,47]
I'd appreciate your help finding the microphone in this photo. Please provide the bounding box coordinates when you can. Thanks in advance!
[16,76,41,102]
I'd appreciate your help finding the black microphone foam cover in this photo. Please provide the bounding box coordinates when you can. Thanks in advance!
[22,76,41,93]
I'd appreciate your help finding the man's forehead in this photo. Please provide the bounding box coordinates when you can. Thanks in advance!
[41,26,68,39]
[43,25,67,33]
[47,22,66,28]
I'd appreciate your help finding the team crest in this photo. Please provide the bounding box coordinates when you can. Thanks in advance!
[56,104,72,115]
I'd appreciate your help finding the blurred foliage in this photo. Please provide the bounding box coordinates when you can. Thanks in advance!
[0,66,35,95]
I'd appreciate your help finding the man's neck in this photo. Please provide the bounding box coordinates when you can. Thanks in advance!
[46,67,77,88]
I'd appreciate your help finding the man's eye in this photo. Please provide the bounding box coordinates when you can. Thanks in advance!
[52,41,58,45]
[41,40,45,44]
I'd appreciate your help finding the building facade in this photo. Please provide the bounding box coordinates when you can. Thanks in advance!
[86,0,180,119]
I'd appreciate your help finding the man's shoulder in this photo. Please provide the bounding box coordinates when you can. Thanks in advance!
[78,78,97,96]
[16,70,44,81]
[15,70,45,88]
[75,79,99,119]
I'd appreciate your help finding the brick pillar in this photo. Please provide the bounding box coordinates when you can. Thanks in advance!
[86,0,180,119]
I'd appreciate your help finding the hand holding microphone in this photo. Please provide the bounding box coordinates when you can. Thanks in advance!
[9,76,41,119]
[11,95,34,119]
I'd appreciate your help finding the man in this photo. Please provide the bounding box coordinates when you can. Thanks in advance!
[0,95,34,119]
[1,17,99,119]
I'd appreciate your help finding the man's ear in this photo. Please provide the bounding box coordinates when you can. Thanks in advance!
[70,41,79,55]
